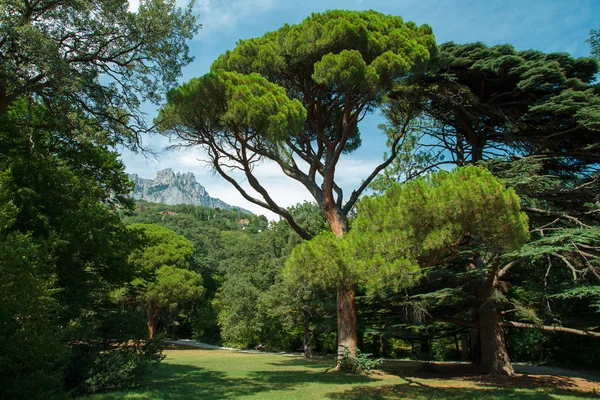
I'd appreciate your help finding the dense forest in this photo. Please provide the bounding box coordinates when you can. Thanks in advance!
[1,2,598,398]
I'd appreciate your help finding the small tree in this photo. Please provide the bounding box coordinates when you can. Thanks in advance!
[125,224,204,338]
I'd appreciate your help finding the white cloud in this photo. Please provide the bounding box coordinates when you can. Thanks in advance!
[193,0,277,38]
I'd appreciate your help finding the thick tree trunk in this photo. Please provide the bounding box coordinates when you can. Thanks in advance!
[471,329,482,364]
[478,270,514,376]
[322,206,358,367]
[479,298,514,375]
[147,302,161,339]
[336,282,358,356]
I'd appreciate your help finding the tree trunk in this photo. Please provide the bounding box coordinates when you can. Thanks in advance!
[379,324,386,356]
[147,302,162,339]
[478,272,514,376]
[460,333,470,361]
[336,282,358,356]
[323,206,358,366]
[470,328,481,364]
[302,309,313,358]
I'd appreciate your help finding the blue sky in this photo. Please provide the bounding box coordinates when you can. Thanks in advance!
[123,0,599,220]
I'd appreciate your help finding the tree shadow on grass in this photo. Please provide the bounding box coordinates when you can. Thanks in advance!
[246,369,375,387]
[95,361,378,400]
[267,356,336,370]
[326,378,600,400]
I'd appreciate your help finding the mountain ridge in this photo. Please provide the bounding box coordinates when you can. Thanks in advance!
[128,169,252,213]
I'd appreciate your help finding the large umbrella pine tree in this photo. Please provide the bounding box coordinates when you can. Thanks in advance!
[157,10,436,358]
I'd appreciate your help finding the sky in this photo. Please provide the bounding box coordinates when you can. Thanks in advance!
[122,0,600,221]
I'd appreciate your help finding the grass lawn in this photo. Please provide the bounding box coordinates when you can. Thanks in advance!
[84,347,600,400]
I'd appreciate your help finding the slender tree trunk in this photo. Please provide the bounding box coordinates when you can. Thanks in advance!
[379,324,386,356]
[146,302,162,339]
[471,328,482,364]
[478,268,514,376]
[460,333,470,361]
[302,309,313,358]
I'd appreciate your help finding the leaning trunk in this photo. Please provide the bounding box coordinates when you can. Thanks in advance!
[478,272,514,376]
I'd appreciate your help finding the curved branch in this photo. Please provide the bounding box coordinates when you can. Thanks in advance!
[342,131,404,215]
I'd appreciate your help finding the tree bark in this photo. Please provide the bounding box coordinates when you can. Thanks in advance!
[336,282,358,356]
[323,206,358,366]
[478,272,514,376]
[147,302,162,339]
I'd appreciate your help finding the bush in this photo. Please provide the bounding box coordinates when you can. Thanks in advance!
[67,335,166,395]
[84,336,166,393]
[338,346,382,375]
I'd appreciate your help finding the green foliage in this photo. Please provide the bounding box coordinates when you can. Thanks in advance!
[350,166,529,295]
[0,0,199,394]
[121,224,204,337]
[127,223,195,272]
[215,231,293,348]
[587,29,600,60]
[0,0,199,145]
[0,232,66,399]
[284,232,350,291]
[213,10,436,91]
[0,106,142,397]
[387,42,600,170]
[144,265,205,313]
[553,285,600,312]
[338,346,382,375]
[158,71,307,143]
[77,336,166,395]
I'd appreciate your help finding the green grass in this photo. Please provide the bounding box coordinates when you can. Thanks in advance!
[83,348,599,400]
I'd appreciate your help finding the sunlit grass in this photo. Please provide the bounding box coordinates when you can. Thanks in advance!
[84,348,598,399]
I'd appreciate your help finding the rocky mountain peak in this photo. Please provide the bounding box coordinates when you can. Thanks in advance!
[128,169,249,213]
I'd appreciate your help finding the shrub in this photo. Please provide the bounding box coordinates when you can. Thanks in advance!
[338,346,382,375]
[66,334,167,395]
[83,336,166,393]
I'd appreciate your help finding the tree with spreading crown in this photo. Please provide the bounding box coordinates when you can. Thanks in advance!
[157,10,437,359]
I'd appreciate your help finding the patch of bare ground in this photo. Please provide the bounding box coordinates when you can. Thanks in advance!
[380,361,600,395]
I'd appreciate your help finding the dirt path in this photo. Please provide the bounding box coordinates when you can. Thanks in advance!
[169,339,235,351]
[513,363,599,382]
